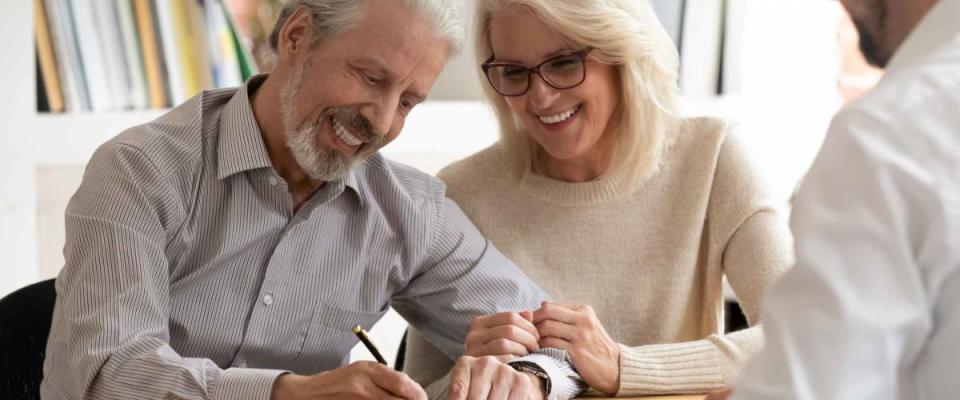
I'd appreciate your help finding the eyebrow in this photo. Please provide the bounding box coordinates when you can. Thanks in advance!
[357,58,393,79]
[491,47,577,65]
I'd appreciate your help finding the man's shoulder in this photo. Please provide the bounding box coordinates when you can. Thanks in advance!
[357,153,446,205]
[100,89,234,179]
[836,49,960,162]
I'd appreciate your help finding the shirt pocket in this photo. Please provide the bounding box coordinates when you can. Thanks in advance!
[292,301,386,374]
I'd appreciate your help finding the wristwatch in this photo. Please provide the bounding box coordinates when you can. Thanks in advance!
[511,361,551,395]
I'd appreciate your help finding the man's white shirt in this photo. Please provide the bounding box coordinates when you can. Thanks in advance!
[732,0,960,399]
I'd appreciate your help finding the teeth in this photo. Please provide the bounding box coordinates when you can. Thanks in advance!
[538,105,579,124]
[332,118,362,146]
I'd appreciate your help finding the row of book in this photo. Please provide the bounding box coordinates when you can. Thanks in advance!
[35,0,258,113]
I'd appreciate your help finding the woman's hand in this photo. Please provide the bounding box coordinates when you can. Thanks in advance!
[533,301,621,394]
[464,310,540,361]
[705,388,734,400]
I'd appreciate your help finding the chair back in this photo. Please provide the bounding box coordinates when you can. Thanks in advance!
[0,279,57,400]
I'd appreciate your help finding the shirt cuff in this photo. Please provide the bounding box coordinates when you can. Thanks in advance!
[511,349,586,400]
[212,368,288,400]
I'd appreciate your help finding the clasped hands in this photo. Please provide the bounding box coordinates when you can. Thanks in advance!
[464,301,622,395]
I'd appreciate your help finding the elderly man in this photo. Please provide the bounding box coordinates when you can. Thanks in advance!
[40,1,584,399]
[708,0,960,399]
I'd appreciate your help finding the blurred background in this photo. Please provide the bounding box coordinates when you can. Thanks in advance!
[3,0,882,366]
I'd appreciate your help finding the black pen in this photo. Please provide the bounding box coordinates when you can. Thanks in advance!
[352,325,388,365]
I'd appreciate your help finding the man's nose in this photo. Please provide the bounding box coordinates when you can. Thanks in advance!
[360,98,398,139]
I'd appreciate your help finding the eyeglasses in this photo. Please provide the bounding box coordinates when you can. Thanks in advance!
[481,48,593,97]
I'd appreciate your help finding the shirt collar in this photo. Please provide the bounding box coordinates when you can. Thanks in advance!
[886,0,960,72]
[217,74,274,180]
[216,74,365,206]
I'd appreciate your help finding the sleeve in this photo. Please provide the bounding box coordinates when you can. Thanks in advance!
[391,186,585,399]
[617,125,793,396]
[40,144,286,400]
[731,110,938,399]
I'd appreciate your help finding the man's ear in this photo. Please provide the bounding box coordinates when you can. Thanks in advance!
[276,6,314,66]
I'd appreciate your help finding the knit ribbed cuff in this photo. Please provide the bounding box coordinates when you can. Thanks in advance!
[212,368,288,400]
[617,341,724,396]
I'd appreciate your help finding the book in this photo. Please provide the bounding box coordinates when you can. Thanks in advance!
[37,53,51,112]
[220,0,258,80]
[91,0,134,110]
[115,0,150,109]
[133,0,170,108]
[154,0,187,104]
[205,0,243,88]
[35,0,65,112]
[44,0,90,111]
[70,0,114,111]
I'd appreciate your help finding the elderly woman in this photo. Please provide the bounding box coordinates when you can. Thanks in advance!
[404,0,792,396]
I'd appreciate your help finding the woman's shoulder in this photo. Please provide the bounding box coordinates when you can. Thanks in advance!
[436,143,511,195]
[673,116,734,147]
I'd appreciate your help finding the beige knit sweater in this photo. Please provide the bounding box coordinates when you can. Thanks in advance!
[405,117,793,396]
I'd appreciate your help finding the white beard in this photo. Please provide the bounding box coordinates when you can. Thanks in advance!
[280,61,353,181]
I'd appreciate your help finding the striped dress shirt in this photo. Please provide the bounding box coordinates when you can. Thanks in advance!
[41,76,583,400]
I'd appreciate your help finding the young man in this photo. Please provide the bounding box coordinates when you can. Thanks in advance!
[40,1,583,399]
[710,0,960,398]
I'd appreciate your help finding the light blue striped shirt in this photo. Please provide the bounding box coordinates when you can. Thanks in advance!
[41,77,583,399]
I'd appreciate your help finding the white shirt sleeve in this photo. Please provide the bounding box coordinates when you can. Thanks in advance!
[731,108,943,399]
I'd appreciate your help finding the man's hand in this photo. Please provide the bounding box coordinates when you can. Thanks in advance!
[447,355,545,400]
[270,361,426,400]
[533,302,620,395]
[465,311,540,361]
[705,388,734,400]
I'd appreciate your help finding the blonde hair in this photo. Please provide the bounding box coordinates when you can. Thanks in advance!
[475,0,679,188]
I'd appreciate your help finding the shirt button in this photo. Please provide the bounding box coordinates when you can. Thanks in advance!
[268,177,279,186]
[262,293,274,305]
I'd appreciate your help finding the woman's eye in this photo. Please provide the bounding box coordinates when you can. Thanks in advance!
[503,67,527,80]
[548,57,579,70]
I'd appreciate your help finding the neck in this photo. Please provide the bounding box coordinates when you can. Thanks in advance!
[536,148,612,182]
[251,72,324,196]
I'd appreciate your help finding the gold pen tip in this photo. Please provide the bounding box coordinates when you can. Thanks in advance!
[352,325,363,334]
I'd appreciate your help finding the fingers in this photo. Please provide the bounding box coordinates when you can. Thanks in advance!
[467,324,540,355]
[448,356,540,400]
[467,357,498,400]
[362,362,427,400]
[532,301,584,324]
[705,388,734,400]
[536,318,579,343]
[538,336,572,352]
[472,311,540,340]
[447,357,472,400]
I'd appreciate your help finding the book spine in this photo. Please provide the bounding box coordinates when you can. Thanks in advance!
[35,0,66,112]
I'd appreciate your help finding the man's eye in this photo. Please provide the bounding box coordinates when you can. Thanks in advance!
[364,74,382,86]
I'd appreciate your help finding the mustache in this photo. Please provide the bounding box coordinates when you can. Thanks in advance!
[323,107,382,146]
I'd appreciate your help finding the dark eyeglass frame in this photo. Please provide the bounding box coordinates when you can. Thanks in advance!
[481,47,594,97]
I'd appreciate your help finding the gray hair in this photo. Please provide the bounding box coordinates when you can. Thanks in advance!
[268,0,465,57]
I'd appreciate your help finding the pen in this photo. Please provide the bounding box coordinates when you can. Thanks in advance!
[352,325,388,365]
